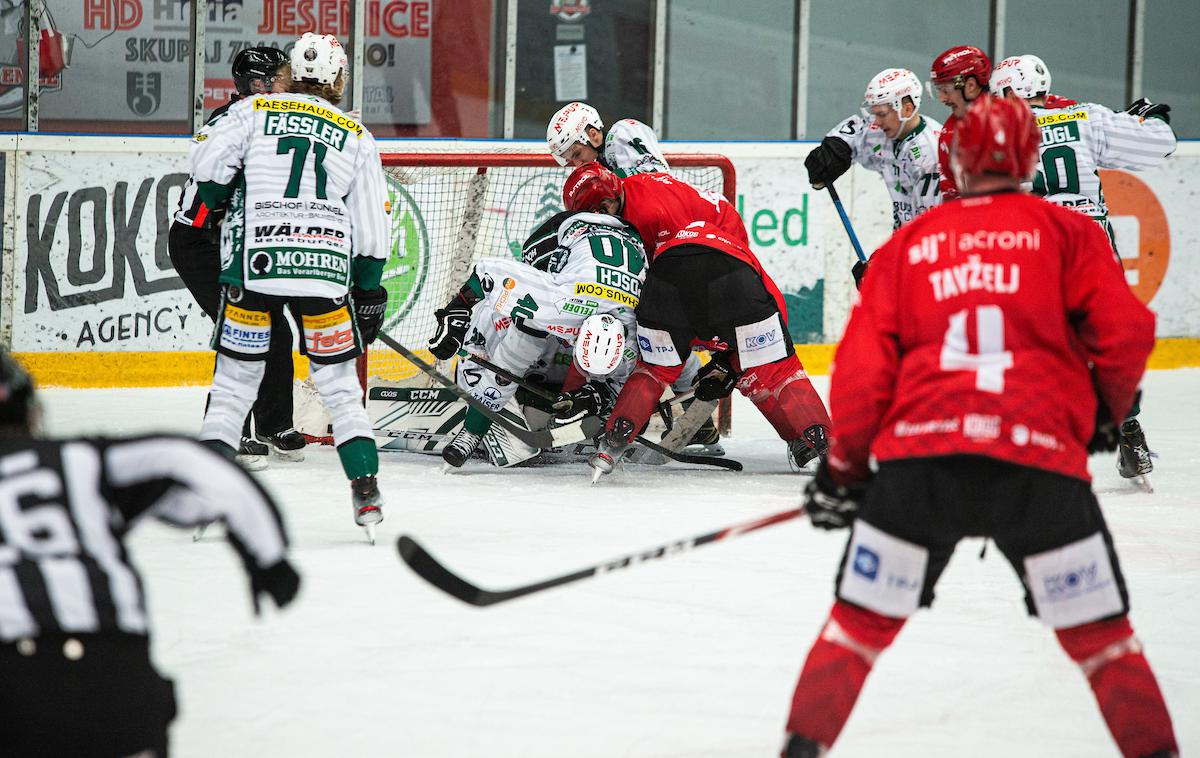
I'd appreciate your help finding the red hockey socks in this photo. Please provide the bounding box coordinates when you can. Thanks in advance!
[738,356,831,441]
[784,601,905,749]
[1056,616,1178,758]
[605,364,676,441]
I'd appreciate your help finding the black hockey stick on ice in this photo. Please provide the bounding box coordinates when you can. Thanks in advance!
[816,182,867,262]
[398,506,804,607]
[463,354,741,472]
[377,334,602,449]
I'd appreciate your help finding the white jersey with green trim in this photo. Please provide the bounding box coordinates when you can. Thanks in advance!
[602,118,670,178]
[1029,103,1176,221]
[189,92,389,298]
[826,114,943,229]
[462,212,646,387]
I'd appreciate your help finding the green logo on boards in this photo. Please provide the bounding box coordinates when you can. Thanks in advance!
[504,170,567,258]
[382,177,431,329]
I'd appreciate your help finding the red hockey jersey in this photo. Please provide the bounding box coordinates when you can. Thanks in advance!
[828,191,1154,484]
[937,117,959,201]
[621,172,748,252]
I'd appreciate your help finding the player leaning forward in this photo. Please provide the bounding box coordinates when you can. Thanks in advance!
[780,95,1177,758]
[190,33,390,535]
[991,53,1176,489]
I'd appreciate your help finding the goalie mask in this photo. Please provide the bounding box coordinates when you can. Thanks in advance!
[547,102,604,167]
[575,314,625,376]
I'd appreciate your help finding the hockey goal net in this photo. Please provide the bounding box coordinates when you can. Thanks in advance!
[297,152,735,439]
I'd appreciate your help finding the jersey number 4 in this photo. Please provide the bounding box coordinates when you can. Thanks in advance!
[278,136,329,199]
[940,305,1013,393]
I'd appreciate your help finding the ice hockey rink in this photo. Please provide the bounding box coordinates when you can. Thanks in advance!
[41,368,1198,757]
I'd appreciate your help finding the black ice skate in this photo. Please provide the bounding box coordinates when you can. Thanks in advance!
[256,427,307,462]
[235,436,270,472]
[1117,418,1154,493]
[788,424,830,473]
[781,733,822,758]
[351,475,384,544]
[589,418,635,483]
[441,429,483,470]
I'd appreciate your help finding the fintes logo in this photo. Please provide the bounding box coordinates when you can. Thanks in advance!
[1100,169,1170,304]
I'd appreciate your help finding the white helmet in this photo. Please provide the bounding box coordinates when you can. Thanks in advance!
[574,314,625,376]
[290,33,347,85]
[547,102,604,166]
[862,68,923,117]
[990,54,1051,100]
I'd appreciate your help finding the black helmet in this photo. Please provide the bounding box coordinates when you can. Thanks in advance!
[232,46,289,96]
[0,350,36,428]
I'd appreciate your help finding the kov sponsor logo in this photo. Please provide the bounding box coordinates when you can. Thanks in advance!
[1043,563,1109,600]
[743,329,777,350]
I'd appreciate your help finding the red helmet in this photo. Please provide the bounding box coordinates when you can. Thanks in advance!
[930,45,992,89]
[952,94,1040,180]
[563,162,622,212]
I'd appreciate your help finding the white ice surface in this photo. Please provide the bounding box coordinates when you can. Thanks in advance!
[40,370,1199,758]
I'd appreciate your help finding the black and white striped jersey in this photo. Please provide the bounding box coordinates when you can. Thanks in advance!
[0,434,289,642]
[173,97,242,228]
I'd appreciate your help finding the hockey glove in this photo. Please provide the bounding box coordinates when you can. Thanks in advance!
[249,558,301,614]
[351,287,387,345]
[1125,98,1171,124]
[803,460,867,530]
[805,137,853,188]
[694,352,740,401]
[1087,389,1139,454]
[427,305,472,360]
[552,381,606,422]
[851,259,868,290]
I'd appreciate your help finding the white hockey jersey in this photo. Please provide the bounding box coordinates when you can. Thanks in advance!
[826,114,942,229]
[1029,103,1176,222]
[457,213,646,411]
[189,92,389,298]
[602,118,670,178]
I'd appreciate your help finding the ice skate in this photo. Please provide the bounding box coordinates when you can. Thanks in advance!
[235,436,270,472]
[1117,418,1154,493]
[781,733,822,758]
[351,475,383,544]
[788,424,829,474]
[256,427,307,462]
[442,429,483,469]
[589,418,634,483]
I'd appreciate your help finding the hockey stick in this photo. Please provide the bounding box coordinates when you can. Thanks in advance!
[820,183,867,263]
[398,506,804,607]
[464,354,741,472]
[376,334,602,449]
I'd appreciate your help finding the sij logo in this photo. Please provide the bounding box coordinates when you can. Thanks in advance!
[127,72,162,117]
[853,545,879,581]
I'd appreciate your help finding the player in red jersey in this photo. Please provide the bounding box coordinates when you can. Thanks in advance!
[929,44,991,201]
[779,95,1177,758]
[564,163,832,477]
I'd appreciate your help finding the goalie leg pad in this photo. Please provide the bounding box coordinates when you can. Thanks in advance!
[784,600,905,749]
[1056,616,1178,758]
[200,354,265,449]
[737,356,830,441]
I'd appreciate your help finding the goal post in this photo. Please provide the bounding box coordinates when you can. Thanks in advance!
[309,151,736,440]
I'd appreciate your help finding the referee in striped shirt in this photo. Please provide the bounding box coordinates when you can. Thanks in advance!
[0,350,300,758]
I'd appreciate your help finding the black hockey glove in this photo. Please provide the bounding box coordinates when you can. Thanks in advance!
[1087,390,1140,454]
[1125,98,1171,124]
[694,352,740,401]
[351,287,387,345]
[552,381,606,422]
[249,558,301,614]
[805,137,853,188]
[803,460,867,530]
[427,274,488,360]
[851,259,868,290]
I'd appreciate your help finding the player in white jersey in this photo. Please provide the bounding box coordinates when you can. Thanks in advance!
[547,101,669,177]
[189,33,391,537]
[427,211,646,468]
[992,53,1177,489]
[806,69,943,232]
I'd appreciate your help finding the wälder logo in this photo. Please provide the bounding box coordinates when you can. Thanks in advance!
[505,170,567,258]
[381,176,431,328]
[127,72,162,117]
[853,545,880,581]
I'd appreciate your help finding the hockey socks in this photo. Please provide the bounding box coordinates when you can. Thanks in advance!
[738,358,830,442]
[1056,616,1178,758]
[784,600,905,749]
[336,437,379,480]
[605,366,674,441]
